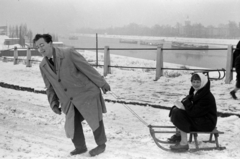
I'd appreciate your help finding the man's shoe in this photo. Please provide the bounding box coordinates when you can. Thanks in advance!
[230,90,237,99]
[89,144,106,156]
[70,147,87,156]
[167,134,181,143]
[170,143,189,152]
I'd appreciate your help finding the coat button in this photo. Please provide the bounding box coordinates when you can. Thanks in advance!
[64,88,67,92]
[70,97,73,100]
[58,79,61,82]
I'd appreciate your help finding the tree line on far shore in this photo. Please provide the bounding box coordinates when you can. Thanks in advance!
[7,24,59,47]
[76,21,240,39]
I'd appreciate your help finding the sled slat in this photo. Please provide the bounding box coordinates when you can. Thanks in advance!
[189,127,226,150]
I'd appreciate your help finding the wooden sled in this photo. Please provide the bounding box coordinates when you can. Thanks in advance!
[149,125,226,152]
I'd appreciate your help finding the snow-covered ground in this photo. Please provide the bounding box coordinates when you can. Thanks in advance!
[0,48,240,159]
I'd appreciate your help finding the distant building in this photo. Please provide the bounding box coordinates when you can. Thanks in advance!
[185,16,191,26]
[4,38,20,45]
[32,41,64,48]
[52,41,64,47]
[3,37,25,48]
[0,26,7,35]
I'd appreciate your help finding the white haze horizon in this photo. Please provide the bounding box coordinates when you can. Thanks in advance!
[0,0,239,35]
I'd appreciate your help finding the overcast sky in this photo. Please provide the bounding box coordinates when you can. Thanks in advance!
[0,0,239,35]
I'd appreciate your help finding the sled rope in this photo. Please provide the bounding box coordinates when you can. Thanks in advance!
[109,92,149,126]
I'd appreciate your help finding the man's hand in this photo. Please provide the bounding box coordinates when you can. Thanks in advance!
[101,82,111,94]
[52,105,61,115]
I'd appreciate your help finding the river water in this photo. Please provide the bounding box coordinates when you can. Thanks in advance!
[59,35,239,69]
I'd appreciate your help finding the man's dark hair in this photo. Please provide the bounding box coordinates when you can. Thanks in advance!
[33,34,53,44]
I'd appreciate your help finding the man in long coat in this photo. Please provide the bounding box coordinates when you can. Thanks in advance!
[33,34,111,156]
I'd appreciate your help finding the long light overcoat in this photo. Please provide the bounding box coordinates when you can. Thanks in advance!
[39,47,107,139]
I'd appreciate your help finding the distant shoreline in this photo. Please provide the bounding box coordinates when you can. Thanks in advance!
[73,33,239,46]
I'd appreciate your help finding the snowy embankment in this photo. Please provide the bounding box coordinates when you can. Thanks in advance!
[0,49,240,159]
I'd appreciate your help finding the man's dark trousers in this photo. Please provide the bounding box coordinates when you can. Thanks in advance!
[72,106,107,149]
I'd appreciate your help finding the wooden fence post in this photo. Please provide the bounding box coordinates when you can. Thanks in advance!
[225,45,233,84]
[3,56,7,62]
[26,47,32,67]
[13,47,18,65]
[103,46,111,76]
[155,46,163,81]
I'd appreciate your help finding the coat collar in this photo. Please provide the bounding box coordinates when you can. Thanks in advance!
[40,47,65,80]
[40,47,65,68]
[55,47,65,59]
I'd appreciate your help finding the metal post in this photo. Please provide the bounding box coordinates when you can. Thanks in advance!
[103,46,111,76]
[225,45,233,84]
[96,33,98,67]
[155,46,163,81]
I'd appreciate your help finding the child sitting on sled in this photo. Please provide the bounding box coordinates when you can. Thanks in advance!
[168,73,217,151]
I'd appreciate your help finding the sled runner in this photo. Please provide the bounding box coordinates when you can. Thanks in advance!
[149,125,226,152]
[195,69,226,81]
